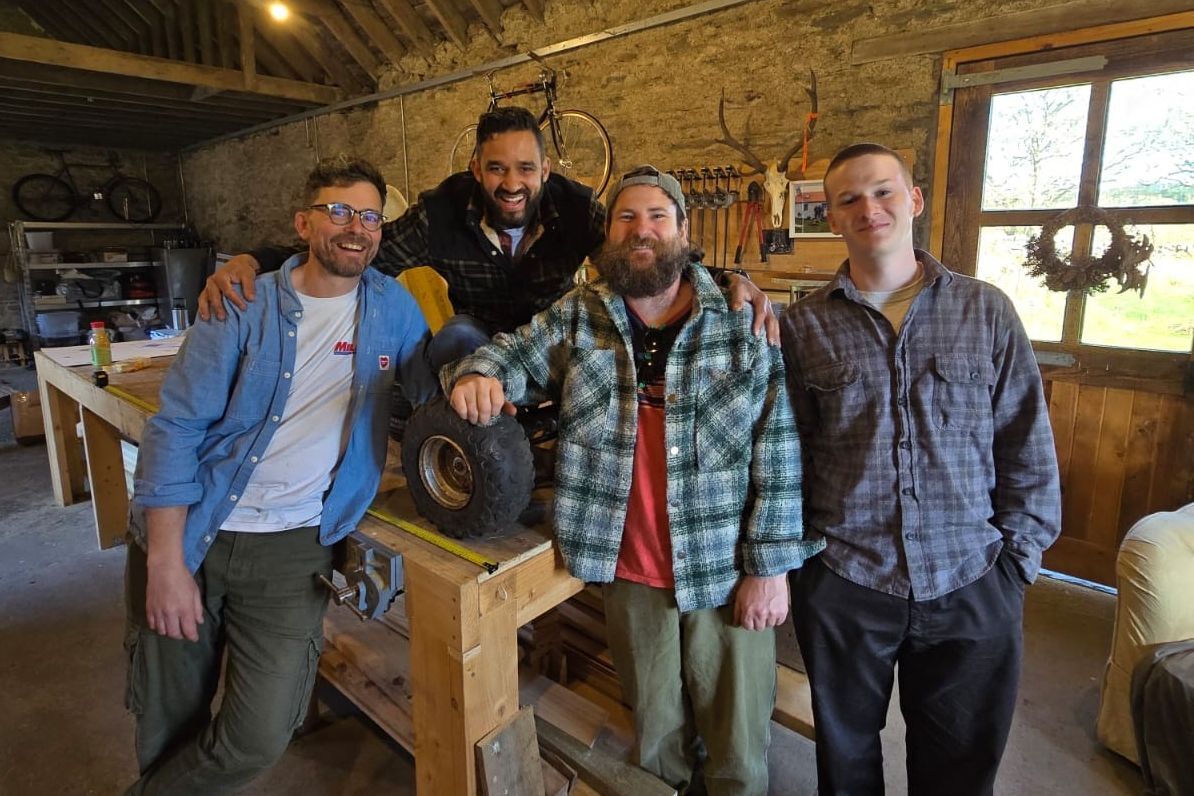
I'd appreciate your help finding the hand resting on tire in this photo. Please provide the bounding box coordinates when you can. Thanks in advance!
[450,374,517,425]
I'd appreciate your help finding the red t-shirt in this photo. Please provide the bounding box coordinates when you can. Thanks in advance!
[614,299,691,589]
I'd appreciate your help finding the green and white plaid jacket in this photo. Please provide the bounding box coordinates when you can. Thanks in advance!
[445,263,822,612]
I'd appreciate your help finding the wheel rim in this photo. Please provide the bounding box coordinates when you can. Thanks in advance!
[417,434,474,509]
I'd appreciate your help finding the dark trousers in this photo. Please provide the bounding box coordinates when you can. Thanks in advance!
[790,553,1025,796]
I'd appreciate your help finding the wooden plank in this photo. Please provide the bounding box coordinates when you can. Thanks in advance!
[19,5,96,47]
[236,2,255,90]
[773,664,815,741]
[475,706,545,796]
[1152,394,1194,509]
[346,0,421,59]
[1064,385,1106,542]
[291,24,360,91]
[1083,387,1134,554]
[1047,379,1080,489]
[463,0,504,39]
[215,0,235,68]
[423,0,469,49]
[1118,390,1161,535]
[375,0,436,53]
[97,0,151,54]
[0,30,340,103]
[521,0,545,23]
[61,0,131,51]
[535,715,677,796]
[80,407,130,550]
[313,10,381,76]
[35,361,86,506]
[944,10,1194,64]
[124,0,167,58]
[318,646,414,745]
[178,0,197,62]
[519,671,608,749]
[851,1,1194,64]
[196,0,215,65]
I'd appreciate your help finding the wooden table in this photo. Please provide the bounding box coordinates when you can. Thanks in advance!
[34,348,585,795]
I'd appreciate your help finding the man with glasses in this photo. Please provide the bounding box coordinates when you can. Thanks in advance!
[123,156,435,795]
[198,107,777,370]
[445,165,822,795]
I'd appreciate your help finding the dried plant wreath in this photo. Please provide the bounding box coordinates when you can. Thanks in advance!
[1024,206,1153,296]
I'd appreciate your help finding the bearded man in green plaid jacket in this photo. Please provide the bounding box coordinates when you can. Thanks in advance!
[446,166,823,796]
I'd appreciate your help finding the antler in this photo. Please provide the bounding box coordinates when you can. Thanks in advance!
[778,69,819,176]
[715,88,767,175]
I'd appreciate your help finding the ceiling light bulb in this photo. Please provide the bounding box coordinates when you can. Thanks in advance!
[268,2,290,22]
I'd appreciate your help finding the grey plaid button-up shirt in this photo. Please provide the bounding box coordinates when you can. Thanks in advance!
[780,251,1061,600]
[447,263,822,612]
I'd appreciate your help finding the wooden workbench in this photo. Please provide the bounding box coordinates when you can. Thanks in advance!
[33,347,585,795]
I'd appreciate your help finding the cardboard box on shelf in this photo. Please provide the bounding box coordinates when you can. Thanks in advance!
[10,390,44,444]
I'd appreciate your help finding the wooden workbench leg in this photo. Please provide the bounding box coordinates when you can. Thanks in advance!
[36,374,86,506]
[406,558,519,796]
[80,407,129,549]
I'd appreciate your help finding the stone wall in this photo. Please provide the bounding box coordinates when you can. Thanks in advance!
[0,140,185,332]
[180,0,1051,253]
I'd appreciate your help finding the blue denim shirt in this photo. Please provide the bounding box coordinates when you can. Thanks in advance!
[131,255,436,572]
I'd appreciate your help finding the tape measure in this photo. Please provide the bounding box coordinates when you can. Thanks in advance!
[103,383,159,415]
[366,506,499,574]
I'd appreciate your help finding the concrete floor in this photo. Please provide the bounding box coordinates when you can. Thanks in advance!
[0,365,1144,795]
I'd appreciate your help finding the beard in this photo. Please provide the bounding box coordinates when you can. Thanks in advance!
[312,231,377,278]
[594,235,690,298]
[479,183,544,229]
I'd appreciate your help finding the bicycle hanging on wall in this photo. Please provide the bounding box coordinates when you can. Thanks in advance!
[12,149,162,223]
[448,56,613,197]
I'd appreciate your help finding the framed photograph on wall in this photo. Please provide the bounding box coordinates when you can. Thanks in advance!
[788,179,836,238]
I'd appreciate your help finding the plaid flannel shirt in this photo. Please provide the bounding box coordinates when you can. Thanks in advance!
[780,250,1061,600]
[446,263,821,612]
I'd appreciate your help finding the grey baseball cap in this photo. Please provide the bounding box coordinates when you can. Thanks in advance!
[604,165,686,224]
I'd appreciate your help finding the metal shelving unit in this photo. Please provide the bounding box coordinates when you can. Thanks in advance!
[8,220,195,347]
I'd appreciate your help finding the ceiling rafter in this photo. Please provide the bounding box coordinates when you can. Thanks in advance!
[313,9,383,75]
[521,0,545,24]
[463,0,504,40]
[421,0,470,49]
[341,0,415,60]
[96,0,151,55]
[373,0,435,55]
[60,0,132,51]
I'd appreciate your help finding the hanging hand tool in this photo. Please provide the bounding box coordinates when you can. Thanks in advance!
[682,168,701,248]
[734,181,767,265]
[722,166,739,269]
[705,167,721,264]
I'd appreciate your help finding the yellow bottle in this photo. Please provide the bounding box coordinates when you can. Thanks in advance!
[88,321,112,368]
[108,356,151,374]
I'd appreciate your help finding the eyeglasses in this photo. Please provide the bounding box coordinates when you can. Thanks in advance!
[307,203,386,231]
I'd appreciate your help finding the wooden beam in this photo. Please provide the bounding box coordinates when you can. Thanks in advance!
[290,24,364,92]
[16,5,97,48]
[123,0,167,57]
[60,0,133,51]
[196,0,216,65]
[521,0,545,24]
[97,0,152,54]
[254,22,324,84]
[0,87,272,125]
[178,0,197,62]
[422,0,469,49]
[346,0,415,60]
[216,0,235,68]
[0,104,231,134]
[852,0,1194,64]
[0,30,341,103]
[0,60,313,114]
[237,2,257,90]
[373,0,436,55]
[143,0,180,60]
[315,9,382,75]
[463,0,504,40]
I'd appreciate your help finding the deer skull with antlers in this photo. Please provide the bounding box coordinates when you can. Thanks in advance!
[715,70,819,229]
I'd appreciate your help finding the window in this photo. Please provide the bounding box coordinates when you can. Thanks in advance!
[940,34,1194,358]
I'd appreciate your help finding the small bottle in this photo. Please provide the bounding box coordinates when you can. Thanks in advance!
[171,300,189,331]
[89,321,112,368]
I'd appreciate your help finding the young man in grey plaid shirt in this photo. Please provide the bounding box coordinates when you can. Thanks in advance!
[447,166,822,796]
[780,143,1062,796]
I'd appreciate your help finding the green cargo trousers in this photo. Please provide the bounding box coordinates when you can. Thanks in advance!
[603,579,777,796]
[122,526,333,796]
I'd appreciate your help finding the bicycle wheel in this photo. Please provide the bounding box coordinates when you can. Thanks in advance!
[544,110,612,197]
[13,174,76,222]
[448,124,478,177]
[107,177,162,222]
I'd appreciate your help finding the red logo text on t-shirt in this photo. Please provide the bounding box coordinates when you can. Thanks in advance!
[332,341,355,356]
